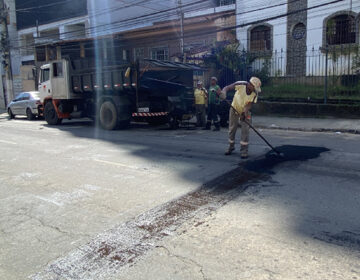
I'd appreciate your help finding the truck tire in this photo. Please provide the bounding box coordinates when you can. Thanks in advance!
[44,102,62,125]
[99,101,118,130]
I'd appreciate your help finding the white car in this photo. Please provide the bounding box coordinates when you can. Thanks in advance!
[7,91,42,120]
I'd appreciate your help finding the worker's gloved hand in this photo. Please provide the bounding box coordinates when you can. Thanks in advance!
[240,112,246,121]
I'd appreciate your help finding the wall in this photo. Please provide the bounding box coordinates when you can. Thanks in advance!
[236,0,287,76]
[236,0,360,77]
[306,0,360,76]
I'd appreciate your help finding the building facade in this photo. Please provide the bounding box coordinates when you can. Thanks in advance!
[15,0,89,94]
[236,0,360,79]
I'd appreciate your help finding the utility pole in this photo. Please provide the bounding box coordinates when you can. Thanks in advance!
[0,0,14,106]
[177,0,185,62]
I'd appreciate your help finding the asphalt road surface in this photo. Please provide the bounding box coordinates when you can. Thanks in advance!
[0,115,359,280]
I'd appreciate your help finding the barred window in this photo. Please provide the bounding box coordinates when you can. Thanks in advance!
[326,14,356,45]
[134,48,145,60]
[218,0,235,6]
[250,25,272,52]
[150,47,169,61]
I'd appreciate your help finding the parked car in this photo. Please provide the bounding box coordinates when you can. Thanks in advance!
[7,91,42,120]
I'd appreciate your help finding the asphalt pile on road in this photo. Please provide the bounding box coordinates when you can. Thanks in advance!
[244,145,330,174]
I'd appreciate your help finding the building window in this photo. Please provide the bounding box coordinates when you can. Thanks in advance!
[122,50,130,61]
[41,68,50,83]
[217,0,235,6]
[53,62,63,78]
[292,23,306,40]
[150,47,169,61]
[249,25,272,52]
[134,48,145,60]
[326,14,356,45]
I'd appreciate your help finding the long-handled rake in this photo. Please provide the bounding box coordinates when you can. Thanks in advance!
[226,100,284,158]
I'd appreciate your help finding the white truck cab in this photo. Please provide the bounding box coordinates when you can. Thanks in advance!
[38,60,74,102]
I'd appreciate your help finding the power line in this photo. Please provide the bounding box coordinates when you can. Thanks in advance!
[12,0,212,45]
[13,0,348,53]
[11,0,300,46]
[11,0,304,47]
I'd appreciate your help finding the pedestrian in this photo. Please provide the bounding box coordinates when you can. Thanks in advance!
[194,81,207,128]
[222,77,262,158]
[204,77,221,131]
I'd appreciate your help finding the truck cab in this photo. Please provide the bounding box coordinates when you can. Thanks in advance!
[38,60,72,102]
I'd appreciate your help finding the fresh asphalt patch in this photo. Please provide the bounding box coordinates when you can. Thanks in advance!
[31,145,330,280]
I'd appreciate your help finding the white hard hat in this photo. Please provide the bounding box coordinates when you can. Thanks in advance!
[197,80,203,85]
[250,77,262,93]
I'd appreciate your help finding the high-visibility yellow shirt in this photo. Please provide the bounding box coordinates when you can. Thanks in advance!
[231,84,258,114]
[194,88,207,105]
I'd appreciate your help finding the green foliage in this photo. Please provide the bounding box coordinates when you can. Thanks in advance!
[252,59,271,86]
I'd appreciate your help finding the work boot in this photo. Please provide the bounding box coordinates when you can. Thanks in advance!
[213,122,220,131]
[240,152,248,159]
[202,122,211,130]
[225,144,235,156]
[240,145,248,159]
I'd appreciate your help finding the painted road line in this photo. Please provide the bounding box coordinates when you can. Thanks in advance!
[34,195,63,207]
[0,139,17,145]
[93,159,162,174]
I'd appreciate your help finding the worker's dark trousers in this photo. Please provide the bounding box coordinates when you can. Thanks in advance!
[228,107,250,154]
[195,104,206,127]
[206,104,220,129]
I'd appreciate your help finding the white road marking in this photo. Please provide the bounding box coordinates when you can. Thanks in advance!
[0,139,17,145]
[93,158,160,174]
[34,195,63,206]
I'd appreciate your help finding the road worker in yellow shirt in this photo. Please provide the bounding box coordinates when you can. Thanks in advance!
[221,77,262,158]
[194,81,208,128]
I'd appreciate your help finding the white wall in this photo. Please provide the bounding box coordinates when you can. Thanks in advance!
[307,0,358,50]
[236,0,360,77]
[236,0,287,76]
[306,0,359,76]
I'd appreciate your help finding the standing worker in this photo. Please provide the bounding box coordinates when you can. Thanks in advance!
[222,77,262,158]
[204,77,222,131]
[194,81,207,128]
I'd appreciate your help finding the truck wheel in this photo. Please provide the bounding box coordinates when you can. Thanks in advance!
[44,102,62,125]
[8,108,15,119]
[168,115,179,130]
[26,108,35,120]
[99,101,118,130]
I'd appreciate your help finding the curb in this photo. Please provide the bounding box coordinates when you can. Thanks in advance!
[255,125,360,135]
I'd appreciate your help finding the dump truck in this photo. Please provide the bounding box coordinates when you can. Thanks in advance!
[37,57,200,130]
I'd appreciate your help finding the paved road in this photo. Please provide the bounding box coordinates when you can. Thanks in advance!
[0,115,359,280]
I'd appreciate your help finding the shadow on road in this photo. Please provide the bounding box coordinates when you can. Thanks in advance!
[40,120,360,255]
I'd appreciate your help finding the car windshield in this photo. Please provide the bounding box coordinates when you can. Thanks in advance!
[14,94,23,100]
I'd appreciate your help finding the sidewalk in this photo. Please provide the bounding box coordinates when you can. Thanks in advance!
[1,110,359,134]
[253,116,360,134]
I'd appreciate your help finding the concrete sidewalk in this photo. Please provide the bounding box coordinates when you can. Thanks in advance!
[254,116,360,134]
[1,110,359,134]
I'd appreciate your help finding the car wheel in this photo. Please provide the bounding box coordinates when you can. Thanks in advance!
[26,108,35,120]
[44,102,62,125]
[8,108,15,119]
